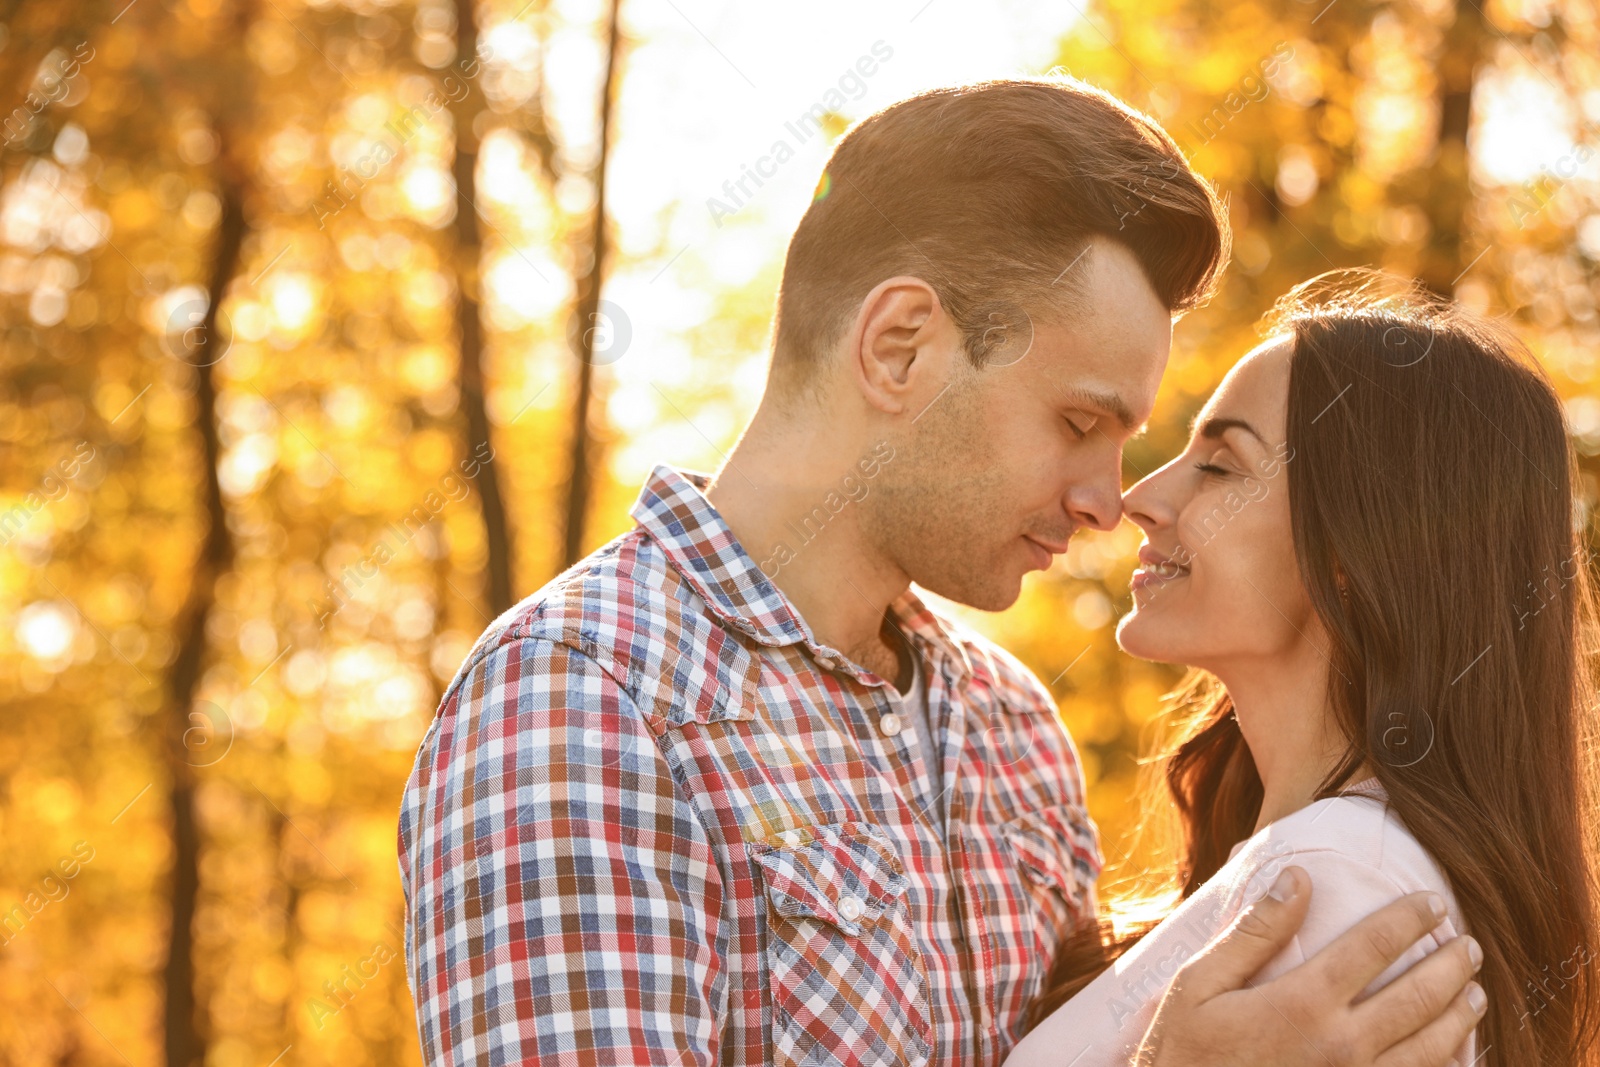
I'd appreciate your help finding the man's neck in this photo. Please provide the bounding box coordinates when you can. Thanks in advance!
[705,409,909,679]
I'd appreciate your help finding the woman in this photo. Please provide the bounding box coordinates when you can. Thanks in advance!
[1007,271,1600,1067]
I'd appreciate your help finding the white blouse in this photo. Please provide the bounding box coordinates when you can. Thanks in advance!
[1006,780,1476,1067]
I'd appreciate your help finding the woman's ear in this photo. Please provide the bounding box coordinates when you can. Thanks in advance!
[1332,560,1350,600]
[850,275,958,415]
[1324,546,1346,594]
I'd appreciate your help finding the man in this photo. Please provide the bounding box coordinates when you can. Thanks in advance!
[399,78,1484,1065]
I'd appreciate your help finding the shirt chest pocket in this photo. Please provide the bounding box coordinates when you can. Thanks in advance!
[751,822,933,1067]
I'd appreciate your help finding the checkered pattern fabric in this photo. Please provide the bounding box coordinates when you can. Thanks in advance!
[398,464,1103,1066]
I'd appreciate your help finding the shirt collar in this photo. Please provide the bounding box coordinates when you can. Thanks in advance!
[629,464,814,648]
[629,464,973,686]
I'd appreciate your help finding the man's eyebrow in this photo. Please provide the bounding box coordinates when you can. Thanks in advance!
[1064,387,1138,433]
[1197,416,1267,445]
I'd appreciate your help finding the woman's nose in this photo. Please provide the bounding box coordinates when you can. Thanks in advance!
[1122,461,1182,534]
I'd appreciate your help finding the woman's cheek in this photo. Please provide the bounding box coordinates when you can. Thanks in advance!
[1212,502,1307,646]
[1242,493,1302,592]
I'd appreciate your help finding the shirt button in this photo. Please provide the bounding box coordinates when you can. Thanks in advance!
[878,712,902,737]
[836,893,864,922]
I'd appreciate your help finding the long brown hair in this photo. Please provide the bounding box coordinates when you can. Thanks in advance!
[1031,270,1600,1067]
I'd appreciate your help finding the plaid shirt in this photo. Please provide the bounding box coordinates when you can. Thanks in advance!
[399,464,1103,1067]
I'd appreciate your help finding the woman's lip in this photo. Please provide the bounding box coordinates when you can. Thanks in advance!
[1130,561,1191,591]
[1136,544,1187,570]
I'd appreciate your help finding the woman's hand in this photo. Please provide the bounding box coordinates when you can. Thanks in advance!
[1138,867,1486,1067]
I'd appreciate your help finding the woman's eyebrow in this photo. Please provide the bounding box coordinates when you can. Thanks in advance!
[1196,415,1266,445]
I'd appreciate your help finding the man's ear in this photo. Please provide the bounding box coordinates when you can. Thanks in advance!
[849,276,959,416]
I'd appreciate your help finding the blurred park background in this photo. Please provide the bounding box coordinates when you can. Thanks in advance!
[1,0,1598,1062]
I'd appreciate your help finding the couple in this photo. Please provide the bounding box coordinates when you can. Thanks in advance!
[397,77,1599,1066]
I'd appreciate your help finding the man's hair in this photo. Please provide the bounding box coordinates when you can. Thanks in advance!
[768,76,1230,395]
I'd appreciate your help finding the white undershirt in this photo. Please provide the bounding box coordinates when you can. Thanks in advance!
[887,639,942,827]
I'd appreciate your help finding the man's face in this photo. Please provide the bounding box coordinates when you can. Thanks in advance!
[861,239,1172,610]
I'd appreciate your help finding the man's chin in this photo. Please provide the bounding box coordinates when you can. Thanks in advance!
[912,564,1026,614]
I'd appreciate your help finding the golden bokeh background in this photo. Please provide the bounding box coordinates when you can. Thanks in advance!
[1,0,1597,1062]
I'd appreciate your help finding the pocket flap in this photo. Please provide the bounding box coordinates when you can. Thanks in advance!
[1001,805,1102,905]
[750,822,908,936]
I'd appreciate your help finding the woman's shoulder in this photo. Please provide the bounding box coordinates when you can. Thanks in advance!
[1231,779,1454,901]
[1235,780,1468,1002]
[1225,781,1475,1062]
[1007,779,1471,1067]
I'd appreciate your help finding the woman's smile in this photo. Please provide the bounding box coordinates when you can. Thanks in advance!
[1131,543,1191,592]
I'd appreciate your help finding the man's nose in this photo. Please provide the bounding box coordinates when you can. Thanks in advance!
[1066,455,1126,532]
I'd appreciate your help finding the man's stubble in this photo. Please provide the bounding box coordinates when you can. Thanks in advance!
[859,375,1025,613]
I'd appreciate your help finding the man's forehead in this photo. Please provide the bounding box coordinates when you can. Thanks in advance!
[1030,318,1167,422]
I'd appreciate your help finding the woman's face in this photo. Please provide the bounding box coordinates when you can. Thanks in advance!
[1116,337,1314,672]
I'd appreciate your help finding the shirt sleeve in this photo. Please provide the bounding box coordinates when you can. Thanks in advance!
[399,636,726,1065]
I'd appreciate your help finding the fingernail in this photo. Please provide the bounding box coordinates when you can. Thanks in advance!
[1428,893,1447,921]
[1467,982,1487,1017]
[1466,937,1483,970]
[1269,869,1297,903]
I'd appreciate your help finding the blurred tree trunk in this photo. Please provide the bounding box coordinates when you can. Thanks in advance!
[161,1,257,1058]
[270,793,304,1050]
[450,0,517,616]
[1422,0,1487,295]
[162,159,245,1067]
[559,0,621,569]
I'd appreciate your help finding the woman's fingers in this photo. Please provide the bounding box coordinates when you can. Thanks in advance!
[1373,981,1488,1067]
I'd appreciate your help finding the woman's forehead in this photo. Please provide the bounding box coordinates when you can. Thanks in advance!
[1197,338,1293,430]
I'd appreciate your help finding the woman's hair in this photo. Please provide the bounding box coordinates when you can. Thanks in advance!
[1030,269,1600,1066]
